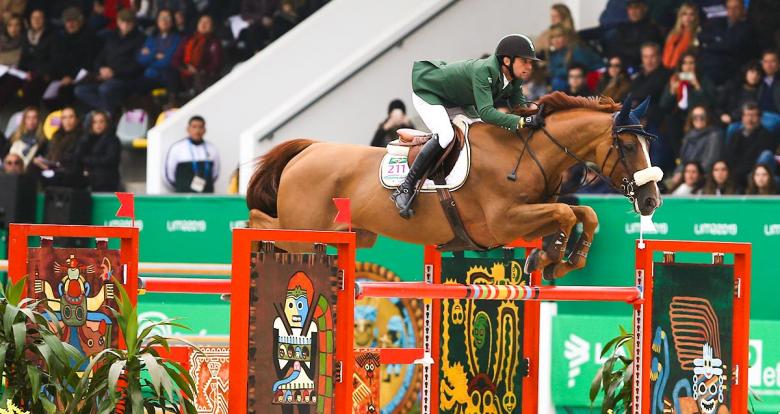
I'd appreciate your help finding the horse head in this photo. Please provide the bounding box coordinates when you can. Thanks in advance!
[597,95,662,216]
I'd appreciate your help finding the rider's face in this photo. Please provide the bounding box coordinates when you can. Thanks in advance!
[509,58,533,80]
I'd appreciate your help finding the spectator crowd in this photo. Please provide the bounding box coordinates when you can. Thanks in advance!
[0,0,326,192]
[538,0,780,196]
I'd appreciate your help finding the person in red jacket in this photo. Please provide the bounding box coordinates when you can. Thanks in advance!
[100,0,132,30]
[172,14,224,98]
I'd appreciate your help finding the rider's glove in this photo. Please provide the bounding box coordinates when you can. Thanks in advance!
[517,104,546,130]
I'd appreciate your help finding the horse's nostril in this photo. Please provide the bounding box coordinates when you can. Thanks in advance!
[645,198,657,210]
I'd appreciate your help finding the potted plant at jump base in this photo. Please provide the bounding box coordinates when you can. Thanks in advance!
[590,327,633,414]
[0,276,82,413]
[590,328,760,413]
[64,281,199,414]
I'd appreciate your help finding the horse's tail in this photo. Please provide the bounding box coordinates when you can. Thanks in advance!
[246,138,316,218]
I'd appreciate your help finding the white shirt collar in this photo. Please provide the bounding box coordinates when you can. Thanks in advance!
[502,73,510,88]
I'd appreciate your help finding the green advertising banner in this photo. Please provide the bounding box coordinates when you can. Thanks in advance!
[748,320,780,414]
[563,195,779,320]
[552,315,780,414]
[550,314,632,409]
[92,194,248,263]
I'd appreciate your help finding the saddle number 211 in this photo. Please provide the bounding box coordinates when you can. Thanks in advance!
[387,164,408,175]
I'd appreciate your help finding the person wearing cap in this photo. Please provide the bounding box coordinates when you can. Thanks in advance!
[371,99,415,148]
[46,7,100,107]
[390,34,544,218]
[74,8,145,113]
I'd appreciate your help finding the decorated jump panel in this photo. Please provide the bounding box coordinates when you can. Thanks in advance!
[635,240,751,414]
[247,243,338,413]
[27,238,123,368]
[229,229,357,414]
[649,263,736,414]
[438,253,529,414]
[7,224,140,357]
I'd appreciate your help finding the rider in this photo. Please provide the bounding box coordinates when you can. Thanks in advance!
[392,34,546,218]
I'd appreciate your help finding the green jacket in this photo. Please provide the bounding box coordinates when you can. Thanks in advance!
[411,55,526,132]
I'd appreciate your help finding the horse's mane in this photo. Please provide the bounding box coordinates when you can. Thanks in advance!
[515,91,621,116]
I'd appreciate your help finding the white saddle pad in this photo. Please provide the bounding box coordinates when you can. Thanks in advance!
[379,121,472,192]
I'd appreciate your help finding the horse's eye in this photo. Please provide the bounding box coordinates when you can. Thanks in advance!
[623,142,636,152]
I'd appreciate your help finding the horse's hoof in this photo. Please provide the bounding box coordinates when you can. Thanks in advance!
[524,249,542,274]
[542,264,557,281]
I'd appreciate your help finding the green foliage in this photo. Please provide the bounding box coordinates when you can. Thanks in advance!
[590,326,634,414]
[64,280,199,414]
[0,277,82,413]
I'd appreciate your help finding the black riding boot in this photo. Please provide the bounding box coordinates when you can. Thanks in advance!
[391,135,446,219]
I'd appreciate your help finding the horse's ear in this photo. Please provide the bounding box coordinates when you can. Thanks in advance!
[630,96,651,121]
[617,94,632,125]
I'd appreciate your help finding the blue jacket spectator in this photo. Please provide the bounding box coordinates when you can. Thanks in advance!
[725,103,777,186]
[137,9,181,88]
[697,0,754,85]
[547,25,602,91]
[756,50,780,134]
[599,0,628,29]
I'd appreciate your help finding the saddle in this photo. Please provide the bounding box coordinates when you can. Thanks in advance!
[394,124,465,181]
[384,116,485,252]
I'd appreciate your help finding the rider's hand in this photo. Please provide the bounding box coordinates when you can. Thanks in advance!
[518,104,545,130]
[519,114,544,129]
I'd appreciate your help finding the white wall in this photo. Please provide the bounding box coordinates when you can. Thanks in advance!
[564,0,609,30]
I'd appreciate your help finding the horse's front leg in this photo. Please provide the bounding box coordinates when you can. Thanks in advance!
[539,205,599,279]
[493,203,577,278]
[567,205,598,268]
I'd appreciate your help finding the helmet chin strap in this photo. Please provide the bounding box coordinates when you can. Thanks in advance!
[501,56,516,81]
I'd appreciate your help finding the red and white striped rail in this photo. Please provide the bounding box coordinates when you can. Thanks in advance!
[355,281,642,303]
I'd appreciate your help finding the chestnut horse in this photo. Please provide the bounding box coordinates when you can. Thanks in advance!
[246,93,662,279]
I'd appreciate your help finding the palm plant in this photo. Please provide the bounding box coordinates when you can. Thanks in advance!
[589,326,634,414]
[0,276,82,413]
[64,280,199,414]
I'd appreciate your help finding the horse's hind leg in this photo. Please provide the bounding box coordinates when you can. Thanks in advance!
[249,208,280,229]
[356,229,378,248]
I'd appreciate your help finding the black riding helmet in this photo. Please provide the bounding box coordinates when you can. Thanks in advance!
[496,34,541,61]
[496,34,541,79]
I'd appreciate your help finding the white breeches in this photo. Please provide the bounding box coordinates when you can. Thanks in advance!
[411,92,462,149]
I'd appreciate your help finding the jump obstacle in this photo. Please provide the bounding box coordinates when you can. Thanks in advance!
[4,224,752,413]
[228,229,751,414]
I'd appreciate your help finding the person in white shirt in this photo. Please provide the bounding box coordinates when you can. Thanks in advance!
[164,115,220,193]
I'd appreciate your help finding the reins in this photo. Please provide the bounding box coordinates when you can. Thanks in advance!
[506,115,652,202]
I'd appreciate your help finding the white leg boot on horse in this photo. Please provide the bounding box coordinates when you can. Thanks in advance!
[247,93,663,279]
